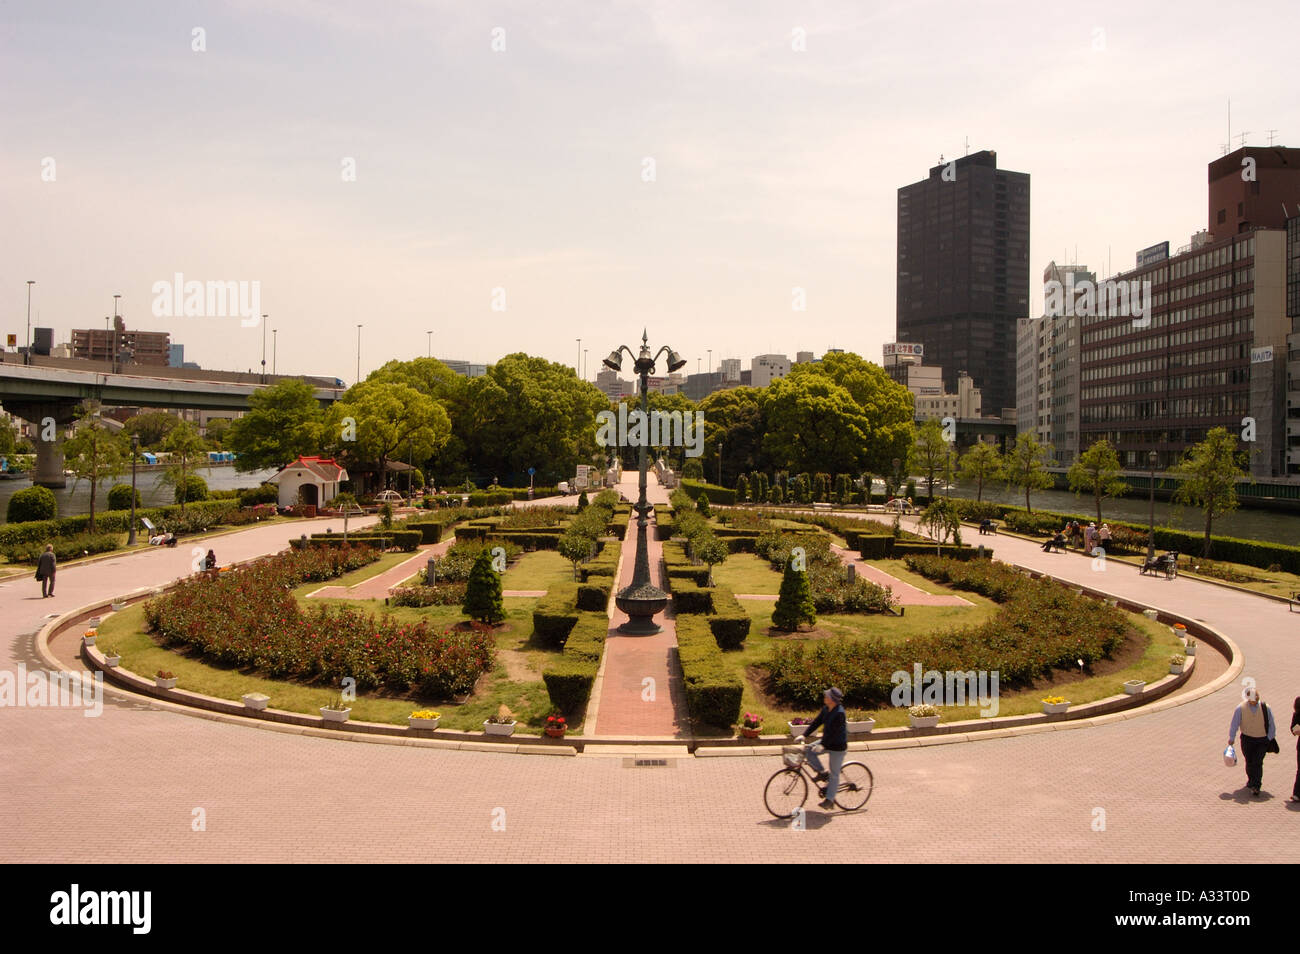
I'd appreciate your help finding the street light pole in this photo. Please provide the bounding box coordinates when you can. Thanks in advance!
[576,338,581,376]
[24,281,34,365]
[128,435,139,545]
[260,315,268,383]
[1147,450,1158,561]
[112,294,121,373]
[272,329,277,375]
[602,331,686,635]
[427,331,432,358]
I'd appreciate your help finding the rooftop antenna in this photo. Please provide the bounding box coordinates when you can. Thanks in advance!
[964,136,970,156]
[1227,99,1231,150]
[1266,129,1278,146]
[1237,131,1250,149]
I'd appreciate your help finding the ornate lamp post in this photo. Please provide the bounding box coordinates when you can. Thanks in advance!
[1146,450,1158,561]
[603,331,686,635]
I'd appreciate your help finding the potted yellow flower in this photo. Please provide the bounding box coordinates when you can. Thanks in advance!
[908,704,941,729]
[1042,696,1070,715]
[408,709,441,730]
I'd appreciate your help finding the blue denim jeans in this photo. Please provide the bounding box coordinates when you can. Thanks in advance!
[804,745,844,804]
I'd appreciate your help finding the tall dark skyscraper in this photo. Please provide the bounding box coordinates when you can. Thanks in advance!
[896,150,1030,414]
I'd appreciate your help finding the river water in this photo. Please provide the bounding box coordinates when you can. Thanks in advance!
[938,479,1298,547]
[0,464,279,518]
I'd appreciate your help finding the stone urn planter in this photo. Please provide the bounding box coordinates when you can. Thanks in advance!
[320,705,351,724]
[1123,679,1146,695]
[846,718,876,734]
[242,693,270,711]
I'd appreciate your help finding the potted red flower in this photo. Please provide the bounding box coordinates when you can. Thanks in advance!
[545,713,567,738]
[740,712,763,739]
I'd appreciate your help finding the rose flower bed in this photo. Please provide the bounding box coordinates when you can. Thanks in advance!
[143,546,494,697]
[764,556,1128,707]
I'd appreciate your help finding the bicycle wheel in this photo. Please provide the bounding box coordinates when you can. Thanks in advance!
[834,762,874,811]
[764,768,809,818]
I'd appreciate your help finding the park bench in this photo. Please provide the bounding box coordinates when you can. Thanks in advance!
[812,502,833,511]
[1139,550,1179,580]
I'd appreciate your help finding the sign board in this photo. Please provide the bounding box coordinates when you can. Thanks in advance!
[574,464,590,490]
[883,343,924,358]
[1136,241,1170,267]
[527,467,535,476]
[5,334,14,348]
[1251,346,1274,364]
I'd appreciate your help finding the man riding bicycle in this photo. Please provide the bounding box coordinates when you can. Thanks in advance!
[801,687,848,809]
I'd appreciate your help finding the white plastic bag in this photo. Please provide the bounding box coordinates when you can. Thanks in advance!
[1223,744,1237,767]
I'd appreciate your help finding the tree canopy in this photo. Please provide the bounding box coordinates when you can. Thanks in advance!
[226,379,326,472]
[1171,427,1247,557]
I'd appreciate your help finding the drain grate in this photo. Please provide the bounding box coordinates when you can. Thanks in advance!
[623,757,676,768]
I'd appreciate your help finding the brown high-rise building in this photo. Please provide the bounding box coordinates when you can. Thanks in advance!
[1208,147,1300,240]
[897,150,1030,415]
[71,318,171,366]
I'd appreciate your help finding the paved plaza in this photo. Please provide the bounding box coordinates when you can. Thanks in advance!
[2,498,1298,863]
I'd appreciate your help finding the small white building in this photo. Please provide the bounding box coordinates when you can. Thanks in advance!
[268,456,348,508]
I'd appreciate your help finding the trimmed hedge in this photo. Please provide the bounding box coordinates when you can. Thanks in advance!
[576,582,610,611]
[1,533,122,563]
[540,610,607,713]
[707,587,751,649]
[671,579,714,614]
[7,486,57,523]
[676,614,743,727]
[532,584,581,648]
[578,539,620,582]
[0,499,241,545]
[680,479,737,506]
[308,530,421,551]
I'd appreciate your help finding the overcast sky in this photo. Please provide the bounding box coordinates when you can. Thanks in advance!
[3,0,1298,384]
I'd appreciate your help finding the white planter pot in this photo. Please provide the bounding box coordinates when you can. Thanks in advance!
[787,723,810,737]
[483,720,516,736]
[155,677,178,689]
[846,719,876,734]
[110,602,126,612]
[1185,644,1197,656]
[242,693,270,710]
[320,707,351,723]
[103,655,121,668]
[1142,609,1158,620]
[1123,680,1146,695]
[82,634,96,647]
[909,715,941,729]
[1169,664,1185,675]
[1042,702,1071,714]
[408,717,441,730]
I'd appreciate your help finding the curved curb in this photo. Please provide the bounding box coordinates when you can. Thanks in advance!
[31,549,1244,759]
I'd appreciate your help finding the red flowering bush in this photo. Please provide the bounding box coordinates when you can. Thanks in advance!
[144,546,494,699]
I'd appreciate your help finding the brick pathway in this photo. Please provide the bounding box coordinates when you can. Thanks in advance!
[5,506,1300,863]
[307,540,453,600]
[587,473,689,738]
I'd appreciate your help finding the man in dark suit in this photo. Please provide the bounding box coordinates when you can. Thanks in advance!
[36,544,56,598]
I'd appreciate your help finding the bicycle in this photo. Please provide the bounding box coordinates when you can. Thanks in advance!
[763,738,873,817]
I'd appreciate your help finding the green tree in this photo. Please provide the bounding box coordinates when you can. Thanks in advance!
[693,532,729,586]
[772,558,815,632]
[735,473,750,502]
[462,547,505,624]
[161,421,208,516]
[911,420,950,504]
[63,404,127,533]
[1004,434,1054,512]
[788,352,914,477]
[558,528,594,580]
[698,387,766,486]
[1171,427,1247,557]
[1067,439,1129,526]
[958,442,1002,503]
[918,499,962,553]
[204,417,233,447]
[327,380,451,492]
[0,419,16,458]
[681,457,704,480]
[123,410,180,448]
[227,379,326,472]
[107,483,141,511]
[762,376,871,475]
[695,492,712,517]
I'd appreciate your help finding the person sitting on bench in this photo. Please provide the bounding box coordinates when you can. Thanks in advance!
[979,518,997,535]
[1042,532,1067,552]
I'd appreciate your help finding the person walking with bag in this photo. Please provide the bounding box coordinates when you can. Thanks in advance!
[1290,696,1300,804]
[1228,686,1277,796]
[35,544,56,598]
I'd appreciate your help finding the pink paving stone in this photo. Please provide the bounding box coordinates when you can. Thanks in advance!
[589,475,689,738]
[307,540,455,600]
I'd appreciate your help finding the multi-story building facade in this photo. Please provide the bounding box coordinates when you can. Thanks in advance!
[1285,214,1300,475]
[914,371,982,421]
[595,367,634,400]
[718,358,742,383]
[750,354,791,388]
[897,149,1030,414]
[71,322,171,366]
